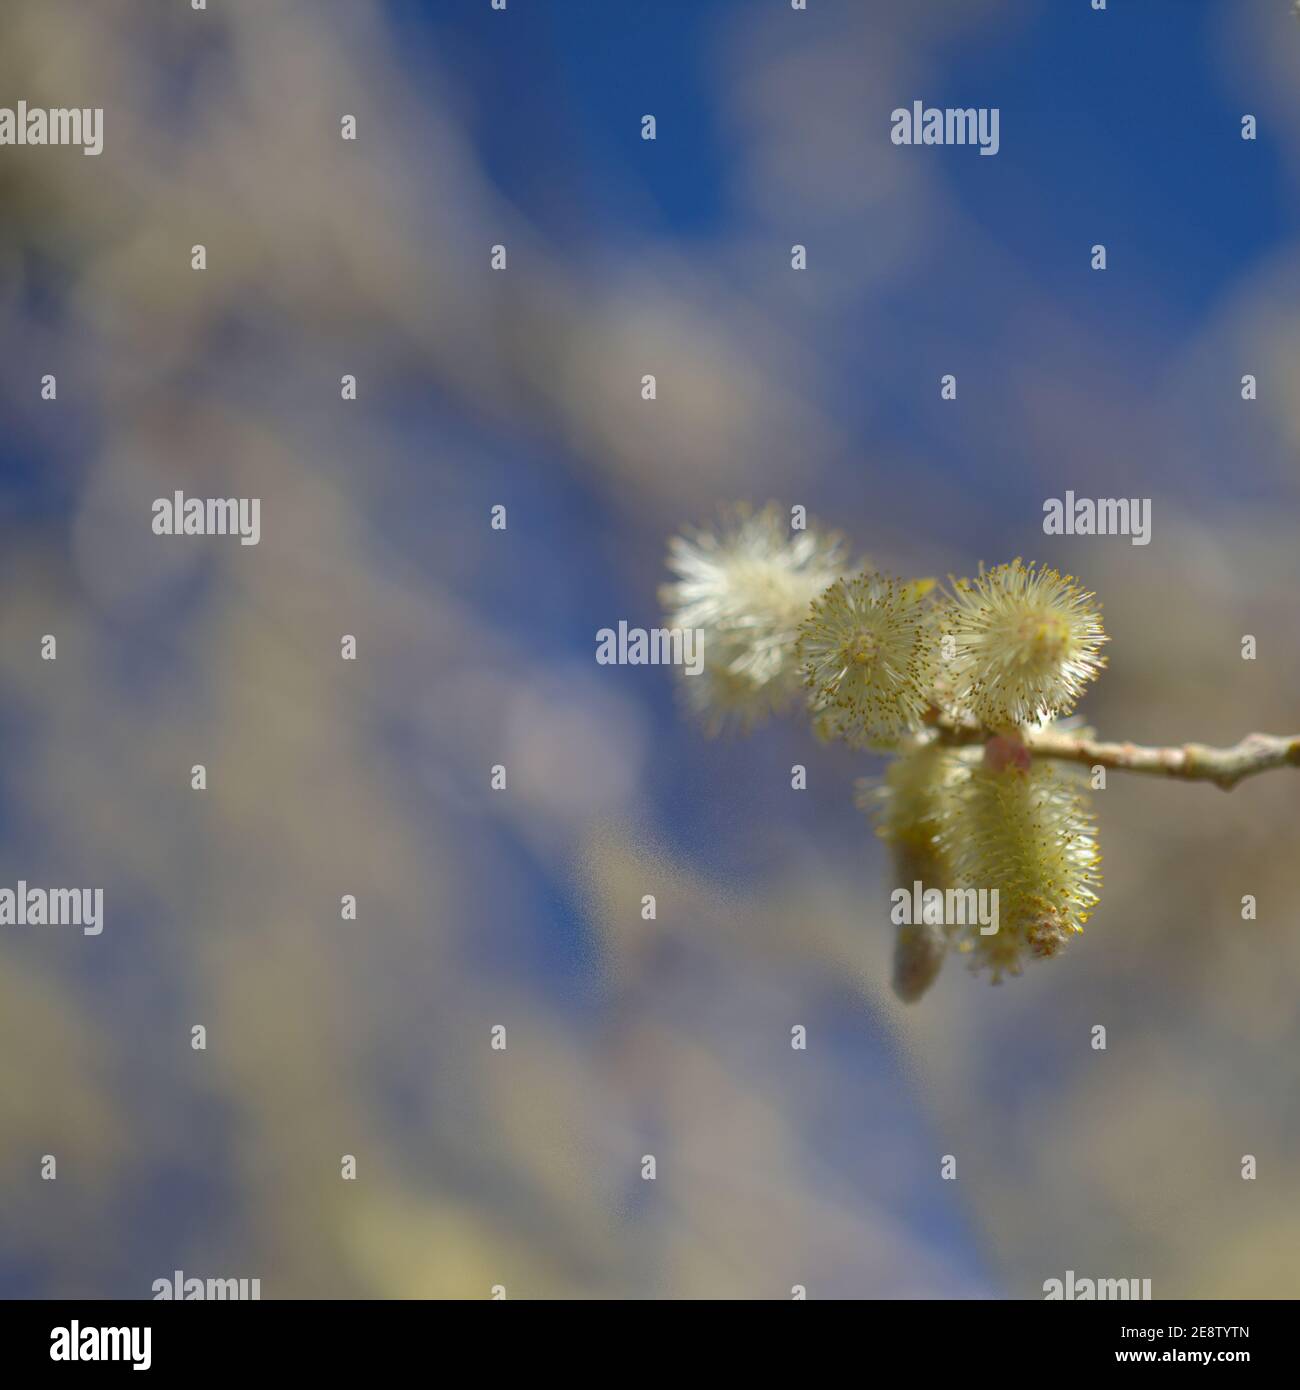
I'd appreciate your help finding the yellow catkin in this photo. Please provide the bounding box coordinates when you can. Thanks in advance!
[938,759,1101,982]
[863,744,970,1001]
[944,560,1107,728]
[797,572,940,748]
[660,504,844,734]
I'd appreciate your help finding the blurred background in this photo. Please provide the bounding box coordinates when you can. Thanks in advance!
[0,0,1297,1299]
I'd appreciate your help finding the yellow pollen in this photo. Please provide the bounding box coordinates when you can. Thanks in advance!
[1015,612,1067,659]
[841,633,877,667]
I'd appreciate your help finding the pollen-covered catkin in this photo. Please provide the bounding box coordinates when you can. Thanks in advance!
[797,572,940,748]
[943,560,1107,729]
[865,743,969,1000]
[865,742,964,885]
[660,509,1120,995]
[659,504,845,733]
[937,756,1101,982]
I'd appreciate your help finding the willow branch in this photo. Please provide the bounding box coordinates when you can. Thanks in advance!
[932,719,1300,792]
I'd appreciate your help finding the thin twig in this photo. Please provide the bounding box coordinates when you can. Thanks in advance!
[932,720,1300,792]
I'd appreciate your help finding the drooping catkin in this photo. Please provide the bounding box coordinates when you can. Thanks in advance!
[937,756,1101,982]
[863,743,969,1001]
